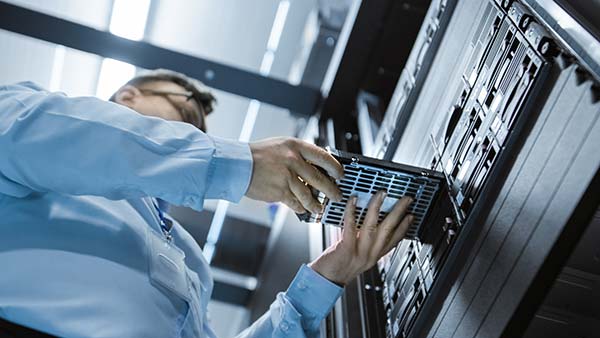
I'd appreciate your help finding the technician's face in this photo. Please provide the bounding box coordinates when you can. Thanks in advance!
[115,81,203,126]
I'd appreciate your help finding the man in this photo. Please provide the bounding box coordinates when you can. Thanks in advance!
[0,69,413,338]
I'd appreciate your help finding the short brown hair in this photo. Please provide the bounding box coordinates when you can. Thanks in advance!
[110,69,216,131]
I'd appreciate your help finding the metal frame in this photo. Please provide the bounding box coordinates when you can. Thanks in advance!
[501,170,600,337]
[416,1,600,335]
[383,0,459,160]
[318,0,431,152]
[523,0,600,83]
[0,1,320,115]
[411,56,556,338]
[321,0,600,336]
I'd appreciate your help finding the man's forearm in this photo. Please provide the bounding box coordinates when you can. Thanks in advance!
[0,82,252,209]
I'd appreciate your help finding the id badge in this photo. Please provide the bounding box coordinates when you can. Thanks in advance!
[147,227,191,302]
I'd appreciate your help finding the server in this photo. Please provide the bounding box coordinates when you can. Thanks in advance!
[318,0,600,337]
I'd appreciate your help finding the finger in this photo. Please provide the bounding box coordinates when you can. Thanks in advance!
[380,215,414,256]
[283,193,306,214]
[358,191,386,255]
[289,176,322,213]
[342,196,358,246]
[376,196,413,245]
[362,191,386,232]
[295,142,344,180]
[292,161,343,202]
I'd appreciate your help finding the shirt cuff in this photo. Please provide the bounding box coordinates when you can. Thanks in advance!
[204,135,253,202]
[285,264,344,321]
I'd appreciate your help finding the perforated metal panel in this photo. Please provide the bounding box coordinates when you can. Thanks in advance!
[298,149,445,240]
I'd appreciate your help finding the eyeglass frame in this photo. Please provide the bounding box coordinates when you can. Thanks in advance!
[137,88,207,132]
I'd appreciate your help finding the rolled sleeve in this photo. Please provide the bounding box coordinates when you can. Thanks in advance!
[204,136,253,202]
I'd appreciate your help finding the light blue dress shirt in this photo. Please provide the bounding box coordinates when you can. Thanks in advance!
[0,82,342,338]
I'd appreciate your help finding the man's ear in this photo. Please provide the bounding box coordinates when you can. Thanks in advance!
[114,85,142,108]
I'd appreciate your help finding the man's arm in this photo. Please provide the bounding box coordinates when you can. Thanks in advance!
[233,192,414,338]
[0,82,250,210]
[232,265,342,338]
[0,82,344,211]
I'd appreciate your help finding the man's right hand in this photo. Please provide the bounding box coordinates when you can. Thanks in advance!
[246,137,344,214]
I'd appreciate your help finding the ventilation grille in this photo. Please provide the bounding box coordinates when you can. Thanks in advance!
[298,150,445,240]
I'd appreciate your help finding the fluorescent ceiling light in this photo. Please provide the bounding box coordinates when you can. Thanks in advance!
[203,0,291,265]
[203,200,230,262]
[96,58,136,100]
[239,100,261,142]
[109,0,151,41]
[211,267,258,290]
[202,243,216,263]
[97,0,150,99]
[266,0,290,51]
[49,45,66,92]
[259,50,275,76]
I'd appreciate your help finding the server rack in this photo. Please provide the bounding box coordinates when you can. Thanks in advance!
[320,0,600,337]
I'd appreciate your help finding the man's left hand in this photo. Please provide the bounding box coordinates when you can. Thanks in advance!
[308,191,414,285]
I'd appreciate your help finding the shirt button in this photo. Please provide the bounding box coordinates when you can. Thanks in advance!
[184,196,196,207]
[297,281,307,290]
[280,322,289,332]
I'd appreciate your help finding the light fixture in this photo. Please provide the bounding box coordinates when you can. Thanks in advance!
[109,0,151,41]
[49,45,66,92]
[266,0,290,52]
[96,0,151,99]
[203,0,292,264]
[95,58,136,100]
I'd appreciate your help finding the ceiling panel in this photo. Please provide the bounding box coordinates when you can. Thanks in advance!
[1,0,111,29]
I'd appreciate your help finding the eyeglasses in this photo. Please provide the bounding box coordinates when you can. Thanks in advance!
[138,88,206,131]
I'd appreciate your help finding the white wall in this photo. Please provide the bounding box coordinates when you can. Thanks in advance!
[0,0,111,94]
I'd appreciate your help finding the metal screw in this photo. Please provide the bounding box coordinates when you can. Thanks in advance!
[540,41,550,55]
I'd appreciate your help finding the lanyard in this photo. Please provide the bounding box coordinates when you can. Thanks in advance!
[152,199,173,242]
